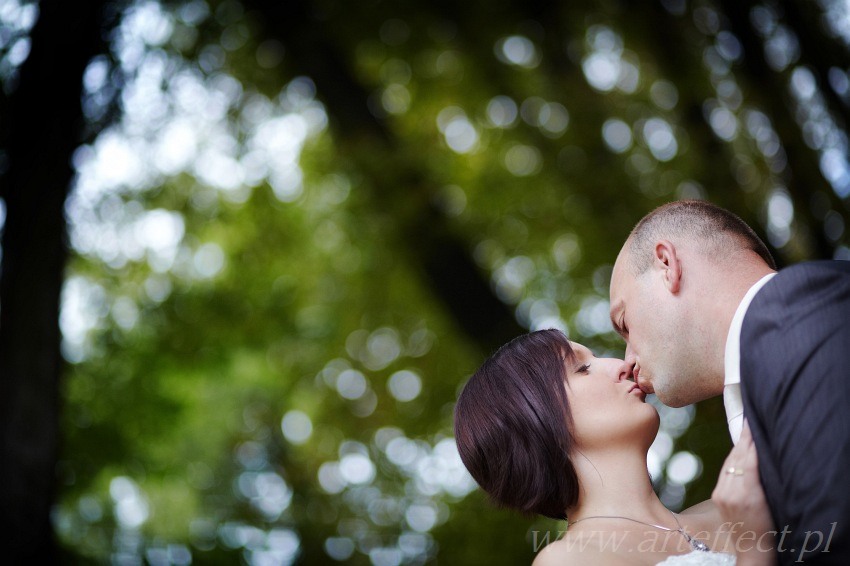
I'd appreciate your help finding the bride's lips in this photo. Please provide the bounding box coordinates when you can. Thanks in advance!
[627,383,646,401]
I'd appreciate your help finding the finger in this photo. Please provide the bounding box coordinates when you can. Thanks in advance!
[717,447,749,490]
[722,446,746,479]
[737,421,756,461]
[716,462,739,492]
[720,441,742,470]
[743,433,760,474]
[717,452,734,482]
[730,422,752,456]
[739,418,753,446]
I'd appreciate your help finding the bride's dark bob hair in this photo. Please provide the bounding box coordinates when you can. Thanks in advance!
[453,329,578,521]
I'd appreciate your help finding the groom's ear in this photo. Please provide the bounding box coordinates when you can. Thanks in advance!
[653,240,682,294]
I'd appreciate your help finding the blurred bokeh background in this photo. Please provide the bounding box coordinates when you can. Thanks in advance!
[1,0,849,563]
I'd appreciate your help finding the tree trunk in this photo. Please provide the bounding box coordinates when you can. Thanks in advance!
[0,0,109,559]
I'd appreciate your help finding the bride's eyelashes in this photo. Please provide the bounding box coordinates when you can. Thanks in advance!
[575,363,591,374]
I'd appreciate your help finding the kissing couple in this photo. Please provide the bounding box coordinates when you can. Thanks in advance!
[455,200,850,565]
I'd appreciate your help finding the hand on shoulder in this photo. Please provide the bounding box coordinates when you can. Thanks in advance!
[711,421,774,566]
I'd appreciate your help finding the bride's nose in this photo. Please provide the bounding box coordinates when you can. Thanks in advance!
[617,358,635,382]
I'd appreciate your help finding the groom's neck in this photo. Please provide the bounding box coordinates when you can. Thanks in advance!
[689,249,777,386]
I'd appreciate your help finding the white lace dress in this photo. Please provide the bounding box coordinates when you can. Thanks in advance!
[656,551,736,565]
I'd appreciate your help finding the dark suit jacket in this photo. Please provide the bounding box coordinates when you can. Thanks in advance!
[740,260,850,564]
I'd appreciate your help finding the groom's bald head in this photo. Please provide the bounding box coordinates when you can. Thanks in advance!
[624,200,776,275]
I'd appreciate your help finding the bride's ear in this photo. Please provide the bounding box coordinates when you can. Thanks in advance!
[653,240,682,294]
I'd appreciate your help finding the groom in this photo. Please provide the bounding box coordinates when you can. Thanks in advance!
[609,200,850,564]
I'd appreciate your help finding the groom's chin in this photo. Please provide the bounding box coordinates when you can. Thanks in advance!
[653,390,691,408]
[636,379,654,395]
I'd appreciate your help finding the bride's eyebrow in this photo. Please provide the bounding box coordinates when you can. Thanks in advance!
[576,346,594,359]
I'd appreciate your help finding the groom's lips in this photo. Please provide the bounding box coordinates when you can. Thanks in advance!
[634,364,653,393]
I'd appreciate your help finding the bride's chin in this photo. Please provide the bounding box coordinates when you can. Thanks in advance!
[615,409,659,449]
[640,408,661,444]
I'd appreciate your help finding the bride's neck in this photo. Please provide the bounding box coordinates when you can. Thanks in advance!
[568,445,670,524]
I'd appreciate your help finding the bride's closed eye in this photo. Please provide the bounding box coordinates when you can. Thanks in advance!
[575,363,591,374]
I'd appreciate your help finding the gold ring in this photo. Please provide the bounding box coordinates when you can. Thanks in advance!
[725,467,744,476]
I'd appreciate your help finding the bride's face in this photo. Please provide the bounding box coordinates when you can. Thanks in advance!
[564,341,660,448]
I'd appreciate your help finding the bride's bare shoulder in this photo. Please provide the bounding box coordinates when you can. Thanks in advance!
[679,500,724,534]
[532,534,629,566]
[680,499,717,517]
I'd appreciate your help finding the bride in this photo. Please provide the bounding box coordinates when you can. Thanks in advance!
[453,329,774,565]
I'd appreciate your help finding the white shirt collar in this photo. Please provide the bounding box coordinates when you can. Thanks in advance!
[724,272,777,386]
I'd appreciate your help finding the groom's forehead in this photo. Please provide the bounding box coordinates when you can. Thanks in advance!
[608,257,633,334]
[609,253,631,299]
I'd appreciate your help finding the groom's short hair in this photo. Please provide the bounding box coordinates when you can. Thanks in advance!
[626,200,776,274]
